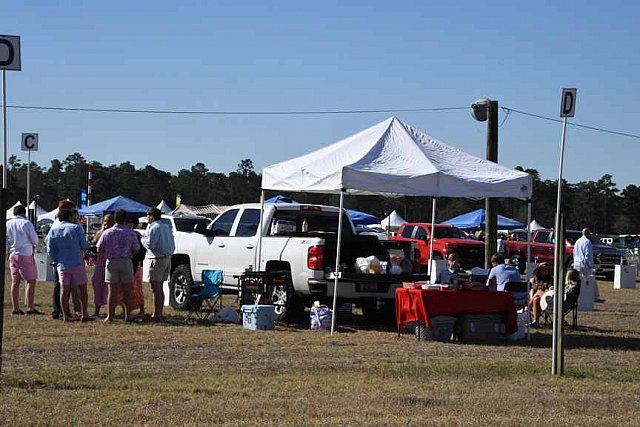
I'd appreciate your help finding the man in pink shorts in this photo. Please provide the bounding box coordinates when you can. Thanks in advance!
[6,204,40,315]
[46,208,92,321]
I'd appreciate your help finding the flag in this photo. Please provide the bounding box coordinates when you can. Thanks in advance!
[176,193,181,207]
[80,189,87,208]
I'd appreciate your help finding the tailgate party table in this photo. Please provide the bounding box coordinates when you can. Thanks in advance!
[395,288,518,335]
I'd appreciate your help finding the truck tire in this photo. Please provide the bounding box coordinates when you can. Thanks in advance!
[169,264,201,311]
[511,255,526,274]
[361,300,395,324]
[269,271,305,323]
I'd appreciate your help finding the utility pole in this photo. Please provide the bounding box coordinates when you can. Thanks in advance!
[485,100,499,268]
[471,98,499,268]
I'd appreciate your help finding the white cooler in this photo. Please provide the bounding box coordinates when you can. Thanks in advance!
[614,264,636,289]
[577,274,595,311]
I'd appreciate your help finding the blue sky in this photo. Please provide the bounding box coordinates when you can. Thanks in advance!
[2,1,639,188]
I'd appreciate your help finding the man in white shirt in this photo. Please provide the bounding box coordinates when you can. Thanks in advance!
[6,205,40,315]
[573,227,603,303]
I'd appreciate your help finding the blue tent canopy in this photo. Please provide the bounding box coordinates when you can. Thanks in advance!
[347,209,381,226]
[265,195,298,204]
[78,196,151,217]
[442,208,525,230]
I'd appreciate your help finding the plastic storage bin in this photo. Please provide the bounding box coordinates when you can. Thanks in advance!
[455,313,505,344]
[241,305,276,331]
[415,316,457,342]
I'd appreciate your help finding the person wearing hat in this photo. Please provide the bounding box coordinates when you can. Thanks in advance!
[529,262,553,328]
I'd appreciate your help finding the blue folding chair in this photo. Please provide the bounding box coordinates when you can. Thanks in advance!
[185,270,223,322]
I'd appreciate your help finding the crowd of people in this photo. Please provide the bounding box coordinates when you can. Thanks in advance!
[6,199,175,323]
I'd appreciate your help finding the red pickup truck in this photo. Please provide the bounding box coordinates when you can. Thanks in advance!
[504,229,626,278]
[392,223,485,271]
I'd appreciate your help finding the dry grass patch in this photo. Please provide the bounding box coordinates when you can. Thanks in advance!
[1,275,639,426]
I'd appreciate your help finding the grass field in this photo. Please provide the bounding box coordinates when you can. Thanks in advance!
[1,271,639,426]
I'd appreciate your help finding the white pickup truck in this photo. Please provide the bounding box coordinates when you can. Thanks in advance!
[168,202,425,322]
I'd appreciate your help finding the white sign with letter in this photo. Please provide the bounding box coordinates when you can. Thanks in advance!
[21,133,38,151]
[560,88,577,118]
[0,35,21,71]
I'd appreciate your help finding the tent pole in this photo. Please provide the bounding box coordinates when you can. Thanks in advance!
[256,190,265,271]
[526,199,532,342]
[330,190,345,336]
[429,198,436,277]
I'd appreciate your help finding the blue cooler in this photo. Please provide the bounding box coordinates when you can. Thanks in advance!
[241,305,276,331]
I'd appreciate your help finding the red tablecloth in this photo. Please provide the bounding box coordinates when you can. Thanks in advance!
[395,288,518,335]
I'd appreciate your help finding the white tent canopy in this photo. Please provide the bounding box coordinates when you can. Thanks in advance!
[38,207,59,223]
[157,200,173,214]
[261,116,533,334]
[6,201,23,219]
[381,210,406,230]
[28,201,48,219]
[530,220,545,231]
[263,116,532,198]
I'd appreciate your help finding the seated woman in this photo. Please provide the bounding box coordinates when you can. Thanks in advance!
[436,253,465,284]
[529,262,553,327]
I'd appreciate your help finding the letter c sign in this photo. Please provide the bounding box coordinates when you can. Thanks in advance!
[21,133,38,151]
[560,88,577,118]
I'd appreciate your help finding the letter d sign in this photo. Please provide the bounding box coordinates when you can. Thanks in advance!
[560,88,577,118]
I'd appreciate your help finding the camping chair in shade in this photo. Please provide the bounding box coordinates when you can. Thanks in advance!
[184,270,223,322]
[540,279,581,329]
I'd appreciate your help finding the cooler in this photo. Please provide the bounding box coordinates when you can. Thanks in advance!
[614,264,636,289]
[241,305,276,331]
[577,274,595,311]
[455,313,505,344]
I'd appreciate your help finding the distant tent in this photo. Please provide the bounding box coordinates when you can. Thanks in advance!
[347,209,380,226]
[265,195,298,204]
[442,208,525,230]
[6,201,23,219]
[38,207,59,223]
[171,203,225,218]
[28,201,48,218]
[381,210,406,231]
[78,196,151,217]
[156,200,173,214]
[530,220,545,231]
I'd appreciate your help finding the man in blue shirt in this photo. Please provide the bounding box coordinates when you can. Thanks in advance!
[573,227,603,303]
[142,208,175,321]
[486,253,521,291]
[46,209,92,321]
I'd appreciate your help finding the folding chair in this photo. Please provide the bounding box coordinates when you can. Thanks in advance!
[539,279,581,329]
[184,269,223,322]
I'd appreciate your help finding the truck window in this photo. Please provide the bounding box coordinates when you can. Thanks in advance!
[534,231,550,243]
[434,227,468,239]
[173,217,209,232]
[401,225,415,238]
[271,210,354,236]
[210,209,239,236]
[236,209,261,237]
[415,226,428,241]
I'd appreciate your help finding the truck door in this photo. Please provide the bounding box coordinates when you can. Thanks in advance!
[194,208,239,284]
[223,208,261,283]
[532,230,554,262]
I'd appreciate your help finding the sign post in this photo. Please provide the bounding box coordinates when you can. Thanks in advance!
[21,133,38,221]
[552,88,577,376]
[0,34,22,375]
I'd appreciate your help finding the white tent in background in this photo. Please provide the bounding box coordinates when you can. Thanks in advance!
[6,201,23,219]
[38,207,59,223]
[530,220,545,231]
[261,116,533,334]
[29,201,48,219]
[381,210,406,231]
[156,200,173,214]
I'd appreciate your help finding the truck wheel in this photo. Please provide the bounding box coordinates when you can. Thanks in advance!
[361,300,395,324]
[512,255,525,274]
[269,271,305,323]
[169,264,201,311]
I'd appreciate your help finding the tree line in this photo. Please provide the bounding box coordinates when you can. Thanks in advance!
[5,153,639,235]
